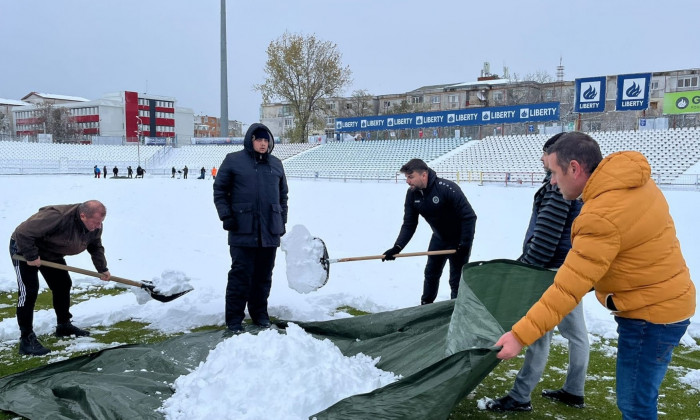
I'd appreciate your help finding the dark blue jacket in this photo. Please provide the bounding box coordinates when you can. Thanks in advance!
[519,172,581,268]
[213,123,288,247]
[394,169,477,250]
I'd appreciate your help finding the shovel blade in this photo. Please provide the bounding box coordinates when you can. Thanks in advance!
[314,237,331,287]
[140,281,193,303]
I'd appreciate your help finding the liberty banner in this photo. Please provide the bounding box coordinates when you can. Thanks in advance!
[334,102,560,133]
[616,73,651,111]
[575,76,607,113]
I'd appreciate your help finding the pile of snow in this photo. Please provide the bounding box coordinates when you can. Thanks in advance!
[131,270,193,304]
[160,323,400,419]
[281,225,328,293]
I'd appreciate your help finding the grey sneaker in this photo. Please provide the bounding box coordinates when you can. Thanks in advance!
[19,332,51,356]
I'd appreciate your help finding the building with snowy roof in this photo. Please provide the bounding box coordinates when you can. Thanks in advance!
[11,91,194,143]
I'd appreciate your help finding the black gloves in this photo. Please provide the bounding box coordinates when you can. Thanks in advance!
[382,245,402,261]
[222,217,236,231]
[455,243,471,259]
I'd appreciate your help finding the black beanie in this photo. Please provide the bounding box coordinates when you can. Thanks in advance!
[252,128,270,140]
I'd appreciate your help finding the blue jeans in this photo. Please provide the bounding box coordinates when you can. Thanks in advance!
[615,316,689,420]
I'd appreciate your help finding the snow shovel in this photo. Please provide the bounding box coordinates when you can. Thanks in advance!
[315,236,455,284]
[12,255,192,303]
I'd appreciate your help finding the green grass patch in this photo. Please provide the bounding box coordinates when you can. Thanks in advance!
[335,305,371,316]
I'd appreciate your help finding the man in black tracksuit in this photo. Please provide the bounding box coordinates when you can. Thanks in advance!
[213,123,288,333]
[382,159,477,304]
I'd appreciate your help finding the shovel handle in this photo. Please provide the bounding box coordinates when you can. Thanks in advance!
[12,254,142,288]
[331,249,456,263]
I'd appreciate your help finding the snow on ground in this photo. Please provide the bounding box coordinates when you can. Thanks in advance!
[0,175,698,418]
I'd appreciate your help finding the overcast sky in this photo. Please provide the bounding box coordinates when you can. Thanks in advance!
[2,0,698,125]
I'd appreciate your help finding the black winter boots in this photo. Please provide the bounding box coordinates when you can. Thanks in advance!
[55,322,90,338]
[19,332,51,356]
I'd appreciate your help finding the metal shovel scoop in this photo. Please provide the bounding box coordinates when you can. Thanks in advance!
[12,255,192,303]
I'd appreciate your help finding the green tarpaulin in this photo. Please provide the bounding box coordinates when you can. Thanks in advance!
[0,260,554,419]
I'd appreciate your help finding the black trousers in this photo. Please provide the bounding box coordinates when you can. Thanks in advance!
[10,239,73,336]
[225,246,276,327]
[421,235,469,303]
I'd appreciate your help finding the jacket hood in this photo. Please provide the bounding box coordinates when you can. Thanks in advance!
[243,123,275,154]
[583,151,651,201]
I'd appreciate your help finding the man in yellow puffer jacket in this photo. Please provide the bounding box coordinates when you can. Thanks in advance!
[496,132,695,420]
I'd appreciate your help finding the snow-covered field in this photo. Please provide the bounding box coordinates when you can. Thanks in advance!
[0,175,698,419]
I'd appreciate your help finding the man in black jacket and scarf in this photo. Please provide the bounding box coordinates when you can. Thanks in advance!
[213,123,288,333]
[381,159,477,305]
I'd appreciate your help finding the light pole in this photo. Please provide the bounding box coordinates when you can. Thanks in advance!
[136,116,142,166]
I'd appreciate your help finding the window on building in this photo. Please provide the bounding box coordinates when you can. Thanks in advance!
[448,95,458,103]
[431,96,440,104]
[411,96,423,104]
[285,118,293,127]
[493,91,504,102]
[677,76,698,88]
[327,103,336,110]
[383,101,391,108]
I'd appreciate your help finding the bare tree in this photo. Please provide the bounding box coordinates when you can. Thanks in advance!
[0,112,10,137]
[33,103,81,142]
[340,89,373,118]
[504,70,556,105]
[524,70,555,83]
[256,32,352,143]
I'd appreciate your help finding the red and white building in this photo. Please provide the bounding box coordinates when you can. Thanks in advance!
[12,91,194,142]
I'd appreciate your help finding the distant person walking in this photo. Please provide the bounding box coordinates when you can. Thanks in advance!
[112,166,118,178]
[211,166,217,180]
[94,165,100,178]
[127,166,133,178]
[183,166,188,179]
[103,166,107,180]
[199,167,206,179]
[135,166,145,178]
[171,167,176,178]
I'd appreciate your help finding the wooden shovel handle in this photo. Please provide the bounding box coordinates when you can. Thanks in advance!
[332,249,456,263]
[11,254,143,288]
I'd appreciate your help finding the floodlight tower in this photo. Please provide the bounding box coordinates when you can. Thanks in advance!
[220,0,229,137]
